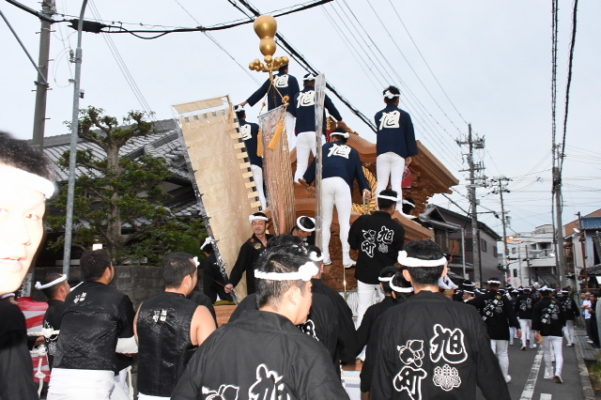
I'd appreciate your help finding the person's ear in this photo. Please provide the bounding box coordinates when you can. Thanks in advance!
[402,269,412,284]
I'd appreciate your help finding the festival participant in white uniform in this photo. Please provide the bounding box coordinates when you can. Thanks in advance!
[235,105,266,210]
[135,252,216,399]
[515,287,537,350]
[293,73,343,183]
[225,212,273,296]
[557,288,579,346]
[533,286,566,384]
[48,249,136,400]
[0,132,55,400]
[374,86,418,217]
[348,189,405,326]
[302,128,371,267]
[471,278,521,383]
[366,241,510,399]
[172,242,349,399]
[239,63,300,148]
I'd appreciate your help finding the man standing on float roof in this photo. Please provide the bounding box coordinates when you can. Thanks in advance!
[302,128,371,268]
[293,73,344,183]
[235,105,266,210]
[239,63,300,148]
[374,85,418,218]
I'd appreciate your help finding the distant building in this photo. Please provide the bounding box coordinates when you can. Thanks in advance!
[505,224,556,287]
[564,209,601,289]
[421,205,501,284]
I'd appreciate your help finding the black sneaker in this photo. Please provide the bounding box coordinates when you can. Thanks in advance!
[553,376,563,384]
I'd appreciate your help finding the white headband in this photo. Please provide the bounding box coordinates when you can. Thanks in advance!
[389,279,414,293]
[192,256,200,268]
[200,237,214,251]
[70,281,83,292]
[254,261,318,282]
[397,250,447,268]
[249,214,269,223]
[296,216,316,232]
[303,74,316,81]
[309,251,323,262]
[0,164,55,198]
[330,131,350,139]
[487,279,501,285]
[438,276,458,290]
[377,194,399,202]
[234,105,244,112]
[35,274,67,290]
[378,276,393,282]
[383,89,400,99]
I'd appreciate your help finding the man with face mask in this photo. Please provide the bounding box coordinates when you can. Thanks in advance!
[0,131,55,400]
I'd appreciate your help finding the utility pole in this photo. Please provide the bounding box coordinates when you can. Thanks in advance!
[491,176,511,284]
[457,124,486,286]
[32,0,55,150]
[552,164,567,287]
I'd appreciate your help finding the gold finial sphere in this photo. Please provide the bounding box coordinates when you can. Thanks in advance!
[259,37,277,57]
[264,55,273,64]
[254,15,277,39]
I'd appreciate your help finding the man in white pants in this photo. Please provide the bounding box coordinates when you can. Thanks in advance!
[239,63,299,149]
[374,86,417,218]
[302,128,371,267]
[558,289,579,346]
[471,278,521,383]
[533,286,566,384]
[293,73,343,183]
[348,189,405,326]
[515,287,537,350]
[235,105,266,209]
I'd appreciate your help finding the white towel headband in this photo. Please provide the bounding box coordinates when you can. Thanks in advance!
[0,164,55,198]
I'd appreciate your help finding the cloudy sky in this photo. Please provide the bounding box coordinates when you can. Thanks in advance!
[2,0,600,236]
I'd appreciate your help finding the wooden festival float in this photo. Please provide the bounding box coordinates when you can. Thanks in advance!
[173,15,458,300]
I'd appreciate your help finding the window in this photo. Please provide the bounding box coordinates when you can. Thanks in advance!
[513,269,518,278]
[493,246,498,257]
[480,239,488,253]
[512,247,517,254]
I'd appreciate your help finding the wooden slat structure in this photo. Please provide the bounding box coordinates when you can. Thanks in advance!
[174,96,261,297]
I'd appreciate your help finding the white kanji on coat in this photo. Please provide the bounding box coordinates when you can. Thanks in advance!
[378,110,401,130]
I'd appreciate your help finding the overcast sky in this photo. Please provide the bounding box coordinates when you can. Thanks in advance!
[2,0,600,236]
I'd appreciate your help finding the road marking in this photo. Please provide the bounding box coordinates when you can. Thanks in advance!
[540,394,552,400]
[519,347,544,400]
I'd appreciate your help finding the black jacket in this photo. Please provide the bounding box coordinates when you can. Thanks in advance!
[172,310,349,399]
[228,234,272,295]
[348,211,405,284]
[367,291,510,400]
[471,290,519,340]
[532,297,566,337]
[247,73,300,112]
[53,281,135,372]
[515,293,536,319]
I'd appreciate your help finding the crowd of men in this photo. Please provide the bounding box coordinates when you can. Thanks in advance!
[0,66,588,400]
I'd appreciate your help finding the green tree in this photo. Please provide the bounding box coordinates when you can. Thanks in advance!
[47,106,204,264]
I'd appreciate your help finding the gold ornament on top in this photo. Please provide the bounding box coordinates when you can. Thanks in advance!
[248,15,289,73]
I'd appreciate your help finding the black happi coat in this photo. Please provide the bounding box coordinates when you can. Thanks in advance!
[368,291,510,400]
[200,254,232,304]
[229,293,339,367]
[472,290,519,340]
[294,88,342,134]
[559,296,579,321]
[532,297,566,337]
[54,281,135,372]
[238,119,262,168]
[348,211,405,284]
[228,234,272,295]
[172,310,349,400]
[515,293,536,319]
[43,299,65,368]
[137,292,198,397]
[311,279,358,364]
[357,296,399,355]
[247,73,300,112]
[0,299,38,400]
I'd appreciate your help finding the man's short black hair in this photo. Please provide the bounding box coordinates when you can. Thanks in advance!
[163,252,197,288]
[403,240,445,285]
[81,249,112,281]
[378,265,399,294]
[383,85,400,105]
[255,244,310,308]
[331,127,348,144]
[41,272,66,299]
[278,64,289,73]
[377,189,398,210]
[235,110,246,121]
[0,131,53,179]
[297,216,315,231]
